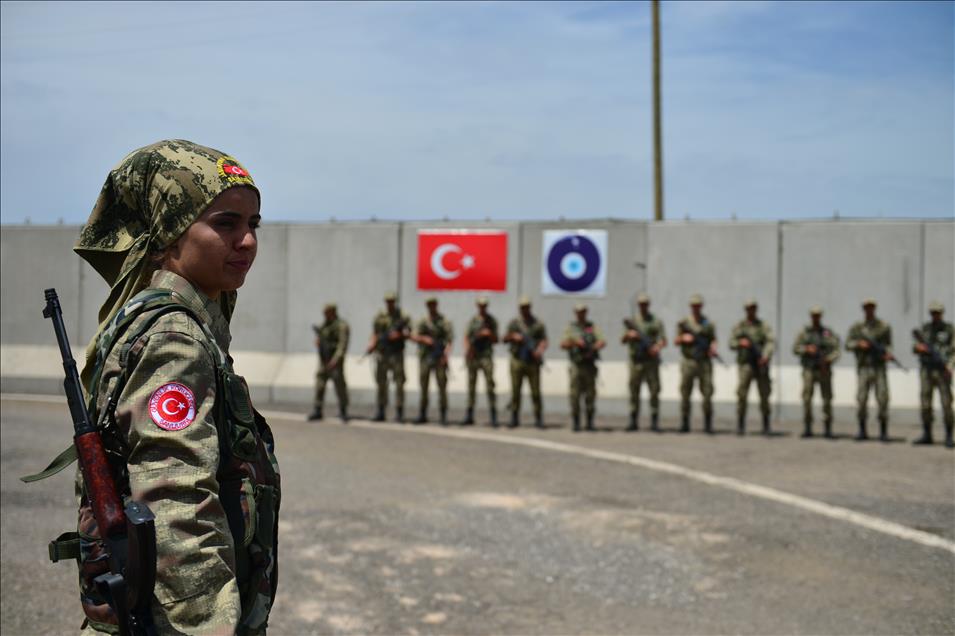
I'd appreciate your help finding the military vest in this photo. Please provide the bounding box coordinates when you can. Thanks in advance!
[466,314,498,359]
[417,314,453,361]
[373,310,410,355]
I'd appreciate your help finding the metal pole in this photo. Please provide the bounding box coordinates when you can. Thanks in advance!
[652,0,664,221]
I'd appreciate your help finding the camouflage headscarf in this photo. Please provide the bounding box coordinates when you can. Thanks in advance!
[76,139,259,385]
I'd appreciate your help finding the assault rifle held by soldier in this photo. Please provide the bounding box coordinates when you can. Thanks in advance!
[913,328,952,380]
[27,289,158,636]
[859,335,908,371]
[623,318,651,360]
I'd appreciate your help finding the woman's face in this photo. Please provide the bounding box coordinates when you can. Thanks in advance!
[162,187,260,300]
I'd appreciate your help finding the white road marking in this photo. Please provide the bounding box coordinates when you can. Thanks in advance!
[7,393,953,555]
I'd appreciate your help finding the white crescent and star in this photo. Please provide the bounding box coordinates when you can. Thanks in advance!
[431,243,475,280]
[162,397,186,417]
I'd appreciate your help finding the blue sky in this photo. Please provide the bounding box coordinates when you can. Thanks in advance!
[1,0,952,224]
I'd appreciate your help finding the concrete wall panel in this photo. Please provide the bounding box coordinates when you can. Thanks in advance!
[779,221,922,369]
[286,223,401,354]
[231,224,288,353]
[922,221,955,317]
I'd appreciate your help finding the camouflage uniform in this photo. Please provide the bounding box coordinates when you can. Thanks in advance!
[846,312,893,440]
[415,311,454,423]
[623,310,666,431]
[912,308,954,447]
[373,307,411,420]
[313,314,350,419]
[729,315,776,434]
[563,319,605,431]
[676,314,717,432]
[792,318,841,437]
[43,140,280,633]
[505,315,548,427]
[465,312,499,421]
[80,271,280,634]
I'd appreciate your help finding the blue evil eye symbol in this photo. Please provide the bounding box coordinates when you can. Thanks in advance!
[547,235,600,292]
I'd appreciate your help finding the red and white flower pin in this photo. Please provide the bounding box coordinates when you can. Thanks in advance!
[149,383,197,431]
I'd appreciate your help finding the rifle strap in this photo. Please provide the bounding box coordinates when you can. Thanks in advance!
[20,444,78,482]
[48,531,81,562]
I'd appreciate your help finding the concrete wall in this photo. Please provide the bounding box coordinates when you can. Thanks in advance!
[2,219,952,419]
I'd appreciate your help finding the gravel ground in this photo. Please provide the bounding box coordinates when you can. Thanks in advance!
[2,397,953,635]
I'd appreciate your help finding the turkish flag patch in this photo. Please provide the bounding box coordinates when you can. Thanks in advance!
[148,383,197,431]
[417,230,508,291]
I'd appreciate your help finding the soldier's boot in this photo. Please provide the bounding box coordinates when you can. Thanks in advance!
[823,418,834,439]
[704,413,714,435]
[736,414,745,436]
[650,414,660,432]
[395,406,404,423]
[944,423,954,449]
[372,406,386,422]
[878,416,889,442]
[339,407,348,423]
[439,408,448,426]
[801,418,813,438]
[490,408,498,428]
[461,408,475,426]
[585,411,595,432]
[762,413,771,436]
[308,407,323,421]
[414,407,428,425]
[534,413,544,429]
[509,411,519,429]
[680,415,690,433]
[627,411,638,432]
[572,414,581,432]
[855,416,868,441]
[912,417,933,445]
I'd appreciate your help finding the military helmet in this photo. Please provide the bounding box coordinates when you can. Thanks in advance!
[928,300,945,313]
[476,296,489,306]
[689,293,704,305]
[425,296,438,305]
[384,291,397,301]
[809,305,823,315]
[518,295,532,307]
[323,302,337,312]
[744,298,758,309]
[862,298,877,308]
[636,292,651,304]
[574,302,588,312]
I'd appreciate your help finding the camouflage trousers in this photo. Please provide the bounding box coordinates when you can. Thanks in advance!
[920,367,953,426]
[315,363,348,411]
[509,358,542,417]
[569,363,598,418]
[801,367,833,424]
[680,359,713,418]
[856,365,888,420]
[419,359,449,411]
[376,354,405,409]
[629,361,660,417]
[467,356,496,409]
[737,364,771,418]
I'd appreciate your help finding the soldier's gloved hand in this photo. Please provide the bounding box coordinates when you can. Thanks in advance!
[738,337,751,349]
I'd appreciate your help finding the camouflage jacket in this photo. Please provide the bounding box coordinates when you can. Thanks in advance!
[622,312,666,363]
[792,324,841,369]
[676,315,717,362]
[466,313,499,360]
[505,316,548,364]
[729,318,776,366]
[415,313,454,362]
[372,309,411,356]
[563,320,605,366]
[846,318,893,367]
[79,270,280,635]
[316,318,349,366]
[913,320,955,369]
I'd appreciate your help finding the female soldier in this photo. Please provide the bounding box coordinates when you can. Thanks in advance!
[71,140,280,634]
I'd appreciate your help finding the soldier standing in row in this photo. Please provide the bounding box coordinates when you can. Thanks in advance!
[561,304,606,432]
[622,293,667,432]
[503,296,548,428]
[846,298,895,441]
[792,306,841,438]
[913,301,954,448]
[676,294,719,433]
[730,299,775,435]
[367,292,411,422]
[412,297,454,425]
[463,296,499,427]
[309,302,350,422]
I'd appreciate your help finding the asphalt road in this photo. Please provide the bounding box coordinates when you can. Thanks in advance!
[2,396,953,635]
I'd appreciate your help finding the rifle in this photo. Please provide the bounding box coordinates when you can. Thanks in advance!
[683,320,725,365]
[913,328,951,380]
[575,327,601,363]
[467,316,493,362]
[41,289,157,636]
[623,318,652,360]
[805,331,831,377]
[860,335,907,371]
[376,314,408,355]
[313,324,335,364]
[517,327,539,364]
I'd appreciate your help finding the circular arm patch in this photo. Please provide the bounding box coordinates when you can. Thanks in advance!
[149,383,197,431]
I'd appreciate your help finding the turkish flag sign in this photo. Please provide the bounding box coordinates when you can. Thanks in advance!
[417,230,508,291]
